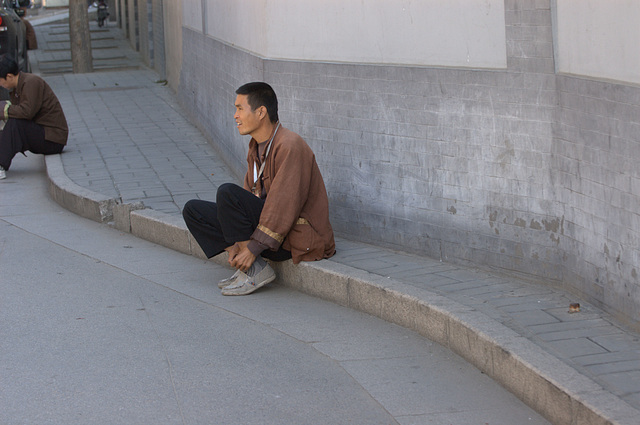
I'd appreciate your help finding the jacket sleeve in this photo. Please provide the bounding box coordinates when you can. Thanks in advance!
[250,137,312,251]
[8,76,43,120]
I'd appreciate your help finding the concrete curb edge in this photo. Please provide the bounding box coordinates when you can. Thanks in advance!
[45,155,119,223]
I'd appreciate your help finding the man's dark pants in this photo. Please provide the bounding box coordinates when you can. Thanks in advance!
[0,119,64,170]
[182,183,292,261]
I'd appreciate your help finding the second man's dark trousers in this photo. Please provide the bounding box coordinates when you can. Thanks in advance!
[182,183,291,262]
[0,119,64,170]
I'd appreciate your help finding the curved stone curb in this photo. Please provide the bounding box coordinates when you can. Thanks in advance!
[44,155,640,425]
[45,155,119,223]
[129,208,206,259]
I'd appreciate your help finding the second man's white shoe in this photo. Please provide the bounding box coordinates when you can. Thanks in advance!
[221,264,276,296]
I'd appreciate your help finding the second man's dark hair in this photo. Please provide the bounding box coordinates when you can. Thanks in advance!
[0,56,19,79]
[236,82,279,123]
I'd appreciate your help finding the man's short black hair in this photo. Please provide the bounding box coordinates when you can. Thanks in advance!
[0,56,19,79]
[236,82,279,123]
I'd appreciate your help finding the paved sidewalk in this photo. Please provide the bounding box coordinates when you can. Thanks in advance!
[23,16,640,425]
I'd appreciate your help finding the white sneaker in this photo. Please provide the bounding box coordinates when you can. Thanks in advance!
[0,166,6,180]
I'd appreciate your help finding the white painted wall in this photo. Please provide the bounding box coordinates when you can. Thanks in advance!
[555,0,640,85]
[182,0,203,32]
[42,0,68,6]
[182,0,640,84]
[197,0,507,69]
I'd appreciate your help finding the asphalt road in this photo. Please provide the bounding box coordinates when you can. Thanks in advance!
[0,156,550,424]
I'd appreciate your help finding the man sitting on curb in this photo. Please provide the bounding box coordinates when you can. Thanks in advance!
[183,82,335,295]
[0,56,68,180]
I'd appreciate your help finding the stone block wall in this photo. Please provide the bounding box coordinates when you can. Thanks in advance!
[176,0,640,325]
[553,76,640,323]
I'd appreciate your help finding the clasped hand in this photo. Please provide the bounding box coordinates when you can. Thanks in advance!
[227,240,256,273]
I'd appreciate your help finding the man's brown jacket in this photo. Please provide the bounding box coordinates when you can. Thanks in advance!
[8,72,68,145]
[243,125,335,264]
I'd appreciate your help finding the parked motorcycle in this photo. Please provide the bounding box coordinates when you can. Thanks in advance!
[97,1,109,27]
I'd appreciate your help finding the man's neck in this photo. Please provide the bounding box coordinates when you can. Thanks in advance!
[251,121,278,144]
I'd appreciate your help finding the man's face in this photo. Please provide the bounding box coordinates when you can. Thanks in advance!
[234,94,262,136]
[0,74,17,91]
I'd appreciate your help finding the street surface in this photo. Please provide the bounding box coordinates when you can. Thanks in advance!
[0,157,550,424]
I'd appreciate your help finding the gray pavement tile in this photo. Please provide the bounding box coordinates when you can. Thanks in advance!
[183,182,218,192]
[390,265,452,279]
[186,192,218,202]
[493,293,560,310]
[142,188,172,198]
[432,280,489,292]
[119,189,151,199]
[401,274,460,288]
[373,262,435,277]
[536,326,625,342]
[347,258,399,271]
[333,249,385,261]
[452,282,519,298]
[172,193,201,207]
[597,371,640,396]
[585,360,640,376]
[433,268,490,282]
[544,306,603,322]
[453,299,509,322]
[375,253,429,266]
[572,350,640,367]
[507,309,560,326]
[412,262,461,274]
[114,181,145,190]
[85,179,118,191]
[591,333,640,353]
[127,176,165,186]
[332,238,377,249]
[546,337,610,358]
[624,392,640,408]
[139,199,179,212]
[529,318,616,335]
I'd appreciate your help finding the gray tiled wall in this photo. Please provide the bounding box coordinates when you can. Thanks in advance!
[177,0,640,325]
